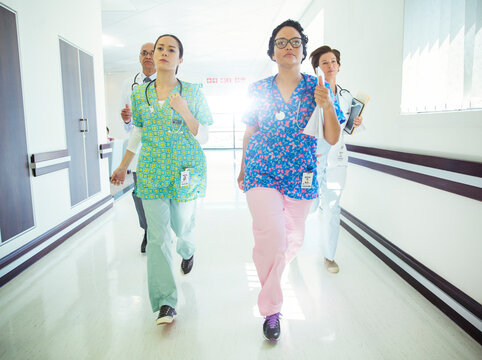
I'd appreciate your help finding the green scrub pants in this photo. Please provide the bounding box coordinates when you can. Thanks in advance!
[142,198,197,312]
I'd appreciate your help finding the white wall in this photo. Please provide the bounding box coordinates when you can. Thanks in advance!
[320,0,482,301]
[0,0,110,259]
[105,72,132,140]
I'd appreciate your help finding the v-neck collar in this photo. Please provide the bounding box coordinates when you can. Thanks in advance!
[148,80,181,109]
[271,75,305,108]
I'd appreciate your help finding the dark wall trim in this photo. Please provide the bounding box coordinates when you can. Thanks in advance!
[113,183,134,200]
[0,195,113,284]
[30,149,69,163]
[346,145,482,177]
[99,143,112,159]
[32,162,70,177]
[0,204,112,287]
[340,208,482,345]
[30,149,70,177]
[348,157,482,202]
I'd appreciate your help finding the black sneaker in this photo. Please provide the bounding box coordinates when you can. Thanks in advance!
[156,305,177,325]
[263,312,281,341]
[180,255,194,275]
[140,231,147,253]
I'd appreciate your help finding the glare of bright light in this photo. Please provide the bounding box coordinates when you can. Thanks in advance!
[102,34,124,48]
[206,93,249,114]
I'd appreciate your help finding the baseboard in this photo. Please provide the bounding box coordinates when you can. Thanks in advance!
[0,195,113,287]
[340,208,482,345]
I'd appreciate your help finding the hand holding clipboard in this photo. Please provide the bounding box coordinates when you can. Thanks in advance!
[344,91,370,134]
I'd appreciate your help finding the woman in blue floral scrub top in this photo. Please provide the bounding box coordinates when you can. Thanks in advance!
[111,34,213,326]
[242,75,343,198]
[237,20,344,342]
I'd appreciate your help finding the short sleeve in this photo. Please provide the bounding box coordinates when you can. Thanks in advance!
[194,86,213,126]
[131,89,142,128]
[242,83,259,127]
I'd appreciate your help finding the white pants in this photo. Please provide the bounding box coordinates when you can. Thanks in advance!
[319,178,342,261]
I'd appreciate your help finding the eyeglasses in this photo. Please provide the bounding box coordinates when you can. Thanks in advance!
[274,37,303,49]
[140,50,154,57]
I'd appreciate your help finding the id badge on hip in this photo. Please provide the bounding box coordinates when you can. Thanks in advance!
[301,172,313,189]
[180,169,190,188]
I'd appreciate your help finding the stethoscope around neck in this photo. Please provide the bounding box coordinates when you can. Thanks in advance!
[336,84,350,99]
[271,73,308,127]
[144,78,184,134]
[131,72,141,90]
[144,78,183,108]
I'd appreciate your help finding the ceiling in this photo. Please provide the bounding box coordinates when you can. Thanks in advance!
[101,0,324,81]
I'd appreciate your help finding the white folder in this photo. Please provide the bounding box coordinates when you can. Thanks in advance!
[303,69,324,139]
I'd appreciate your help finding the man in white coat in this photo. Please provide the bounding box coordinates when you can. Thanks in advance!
[120,42,156,253]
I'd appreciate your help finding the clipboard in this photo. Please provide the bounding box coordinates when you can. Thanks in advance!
[344,91,370,135]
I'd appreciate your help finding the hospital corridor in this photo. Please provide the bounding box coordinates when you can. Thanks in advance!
[0,0,481,359]
[0,150,479,359]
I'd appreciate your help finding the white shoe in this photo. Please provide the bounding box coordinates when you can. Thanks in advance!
[324,258,339,274]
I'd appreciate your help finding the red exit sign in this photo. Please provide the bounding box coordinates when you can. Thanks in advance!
[206,76,247,84]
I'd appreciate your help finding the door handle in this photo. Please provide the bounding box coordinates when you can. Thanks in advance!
[80,118,89,133]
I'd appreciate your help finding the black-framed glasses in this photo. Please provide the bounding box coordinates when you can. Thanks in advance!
[274,37,303,49]
[140,50,154,56]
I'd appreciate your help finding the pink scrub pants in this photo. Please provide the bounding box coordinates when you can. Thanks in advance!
[246,187,313,316]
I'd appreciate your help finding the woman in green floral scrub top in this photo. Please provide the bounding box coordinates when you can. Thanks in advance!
[111,34,213,325]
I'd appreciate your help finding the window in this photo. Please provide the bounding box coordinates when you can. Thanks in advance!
[401,0,482,113]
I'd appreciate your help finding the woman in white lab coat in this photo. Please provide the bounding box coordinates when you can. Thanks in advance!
[309,45,364,274]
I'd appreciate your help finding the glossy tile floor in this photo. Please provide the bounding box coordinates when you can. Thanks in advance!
[1,150,480,360]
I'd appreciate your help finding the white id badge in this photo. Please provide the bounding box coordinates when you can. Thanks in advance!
[301,172,313,189]
[180,169,189,187]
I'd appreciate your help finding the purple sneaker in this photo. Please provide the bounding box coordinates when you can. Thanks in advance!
[263,312,281,341]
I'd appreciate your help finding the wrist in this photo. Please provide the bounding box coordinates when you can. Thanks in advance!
[321,102,333,111]
[179,108,192,120]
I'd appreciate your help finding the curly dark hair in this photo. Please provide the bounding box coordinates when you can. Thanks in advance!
[309,45,341,73]
[267,19,308,62]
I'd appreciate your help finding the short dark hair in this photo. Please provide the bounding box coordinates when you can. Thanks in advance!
[154,34,184,74]
[267,19,308,62]
[309,45,341,73]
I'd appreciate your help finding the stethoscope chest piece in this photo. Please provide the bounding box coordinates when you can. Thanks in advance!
[271,73,308,126]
